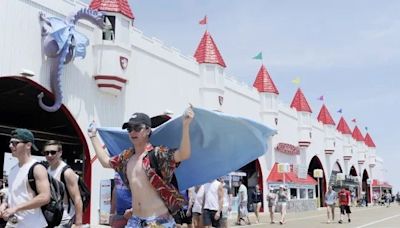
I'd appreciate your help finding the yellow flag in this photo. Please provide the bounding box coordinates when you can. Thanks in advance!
[291,77,301,85]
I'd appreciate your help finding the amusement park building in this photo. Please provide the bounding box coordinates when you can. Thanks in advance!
[0,0,390,225]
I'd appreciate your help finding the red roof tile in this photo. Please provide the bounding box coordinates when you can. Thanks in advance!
[89,0,134,19]
[253,65,279,94]
[372,179,392,188]
[352,126,364,142]
[364,133,376,148]
[290,88,312,113]
[337,117,352,135]
[194,31,226,68]
[317,104,335,125]
[267,163,317,185]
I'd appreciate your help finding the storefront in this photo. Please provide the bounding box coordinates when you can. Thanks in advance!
[267,163,317,212]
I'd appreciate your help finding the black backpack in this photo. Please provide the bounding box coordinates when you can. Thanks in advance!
[28,162,65,228]
[60,165,91,212]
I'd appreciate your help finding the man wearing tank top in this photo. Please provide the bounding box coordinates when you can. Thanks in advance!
[0,129,50,228]
[43,140,83,227]
[203,179,224,228]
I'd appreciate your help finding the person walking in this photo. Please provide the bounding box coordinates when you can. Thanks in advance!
[277,185,288,225]
[88,108,194,227]
[202,179,223,228]
[236,179,251,225]
[191,185,205,228]
[324,185,337,224]
[251,184,262,224]
[109,172,132,228]
[43,140,83,228]
[266,187,277,224]
[338,187,351,224]
[0,129,50,228]
[219,178,232,228]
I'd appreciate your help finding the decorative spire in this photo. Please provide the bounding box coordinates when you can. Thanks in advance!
[290,88,312,113]
[89,0,134,19]
[337,117,352,135]
[364,133,376,148]
[194,31,226,68]
[317,104,335,125]
[352,126,364,142]
[253,65,279,94]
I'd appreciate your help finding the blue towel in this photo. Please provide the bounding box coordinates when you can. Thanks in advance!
[98,107,276,190]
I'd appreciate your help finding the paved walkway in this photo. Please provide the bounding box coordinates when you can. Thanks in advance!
[93,204,400,227]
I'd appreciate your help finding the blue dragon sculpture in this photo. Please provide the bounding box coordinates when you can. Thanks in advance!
[38,9,106,112]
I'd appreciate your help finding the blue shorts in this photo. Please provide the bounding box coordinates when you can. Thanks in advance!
[126,213,176,228]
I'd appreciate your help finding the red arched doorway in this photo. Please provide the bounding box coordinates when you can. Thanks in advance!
[0,76,91,223]
[362,169,370,203]
[308,156,326,207]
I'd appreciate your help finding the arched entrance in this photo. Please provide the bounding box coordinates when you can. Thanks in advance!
[362,169,370,203]
[0,76,91,223]
[238,159,264,212]
[328,162,343,188]
[349,166,358,177]
[308,156,326,207]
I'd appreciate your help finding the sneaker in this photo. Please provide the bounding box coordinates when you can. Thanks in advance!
[348,218,351,223]
[327,220,331,224]
[338,220,343,224]
[270,221,276,224]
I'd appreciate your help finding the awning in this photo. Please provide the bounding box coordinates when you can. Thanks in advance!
[267,163,317,185]
[372,179,392,188]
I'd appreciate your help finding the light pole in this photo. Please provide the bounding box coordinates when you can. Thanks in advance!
[313,169,323,207]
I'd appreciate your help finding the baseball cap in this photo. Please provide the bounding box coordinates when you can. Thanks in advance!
[10,128,39,151]
[122,113,152,129]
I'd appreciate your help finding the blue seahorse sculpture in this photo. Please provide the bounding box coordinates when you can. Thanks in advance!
[38,9,106,112]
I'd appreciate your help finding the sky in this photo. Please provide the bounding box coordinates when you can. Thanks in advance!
[87,0,400,192]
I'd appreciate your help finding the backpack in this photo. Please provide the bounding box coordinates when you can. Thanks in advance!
[60,165,91,213]
[28,162,65,228]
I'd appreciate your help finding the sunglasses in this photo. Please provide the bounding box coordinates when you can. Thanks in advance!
[126,124,147,133]
[42,150,58,156]
[9,140,25,147]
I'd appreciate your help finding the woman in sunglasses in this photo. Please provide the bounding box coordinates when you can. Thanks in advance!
[88,107,194,228]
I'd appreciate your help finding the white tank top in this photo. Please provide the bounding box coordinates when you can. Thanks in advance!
[192,185,204,213]
[8,159,47,228]
[48,161,76,221]
[203,180,221,211]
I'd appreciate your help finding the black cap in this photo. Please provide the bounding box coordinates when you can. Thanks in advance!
[10,128,39,151]
[122,113,152,129]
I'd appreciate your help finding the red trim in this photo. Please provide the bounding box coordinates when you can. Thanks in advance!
[4,76,92,224]
[325,149,334,154]
[97,83,123,90]
[267,163,317,185]
[94,75,127,83]
[343,156,352,160]
[91,154,98,165]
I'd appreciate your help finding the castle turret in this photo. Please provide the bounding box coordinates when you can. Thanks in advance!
[290,88,312,148]
[253,64,279,127]
[364,133,376,168]
[194,31,226,111]
[89,0,134,95]
[337,117,352,173]
[317,104,336,155]
[352,126,367,166]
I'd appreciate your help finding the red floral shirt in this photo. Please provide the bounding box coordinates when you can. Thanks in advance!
[109,144,184,215]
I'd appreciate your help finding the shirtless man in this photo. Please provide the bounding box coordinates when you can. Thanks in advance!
[88,108,194,227]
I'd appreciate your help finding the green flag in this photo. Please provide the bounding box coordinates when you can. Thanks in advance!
[253,52,263,60]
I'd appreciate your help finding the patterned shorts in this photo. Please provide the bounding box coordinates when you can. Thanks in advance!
[126,213,176,228]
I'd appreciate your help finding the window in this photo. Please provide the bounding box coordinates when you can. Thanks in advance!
[300,188,306,199]
[308,189,314,199]
[290,188,297,200]
[103,16,115,40]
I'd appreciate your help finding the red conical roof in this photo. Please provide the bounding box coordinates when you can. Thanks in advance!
[317,104,335,125]
[290,88,312,113]
[364,133,376,148]
[253,65,279,94]
[89,0,134,19]
[194,31,226,68]
[337,117,352,135]
[352,126,364,142]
